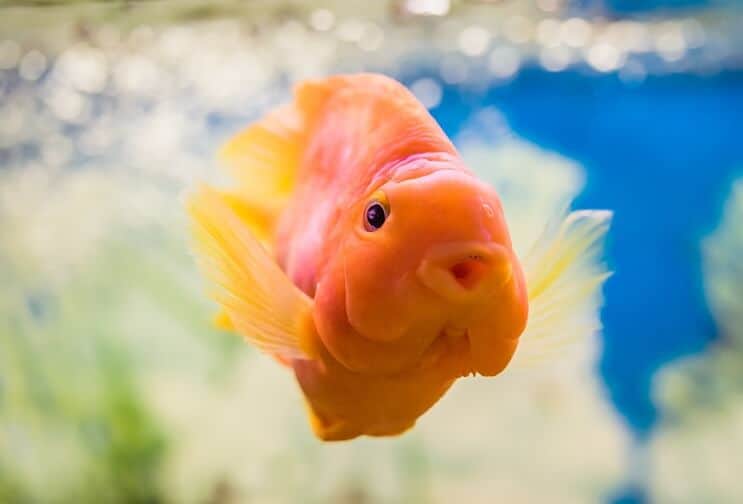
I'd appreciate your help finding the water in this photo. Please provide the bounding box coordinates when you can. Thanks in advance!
[2,1,743,502]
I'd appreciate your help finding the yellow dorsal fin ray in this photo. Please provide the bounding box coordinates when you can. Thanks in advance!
[512,210,613,367]
[187,184,317,360]
[204,77,347,342]
[216,104,303,249]
[215,78,340,242]
[215,190,275,248]
[218,104,302,200]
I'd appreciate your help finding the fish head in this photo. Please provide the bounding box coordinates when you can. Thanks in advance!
[316,160,529,376]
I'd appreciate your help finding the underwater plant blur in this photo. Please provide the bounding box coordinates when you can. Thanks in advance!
[1,0,742,503]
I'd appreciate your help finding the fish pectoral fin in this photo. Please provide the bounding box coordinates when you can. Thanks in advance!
[188,184,317,360]
[512,209,612,367]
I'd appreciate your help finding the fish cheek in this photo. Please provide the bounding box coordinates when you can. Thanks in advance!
[313,256,416,374]
[342,236,418,343]
[313,258,364,371]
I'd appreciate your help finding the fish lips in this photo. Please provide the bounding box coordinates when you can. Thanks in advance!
[416,241,513,303]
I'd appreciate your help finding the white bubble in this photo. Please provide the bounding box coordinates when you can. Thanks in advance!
[655,24,686,62]
[410,78,442,109]
[560,18,592,48]
[488,46,521,79]
[540,46,573,72]
[19,50,47,81]
[309,9,335,32]
[138,108,183,159]
[537,19,561,48]
[0,40,21,70]
[586,42,625,72]
[458,26,491,57]
[54,47,108,93]
[48,88,85,122]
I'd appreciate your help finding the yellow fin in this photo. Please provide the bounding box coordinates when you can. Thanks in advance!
[187,184,316,360]
[215,77,356,245]
[219,104,302,199]
[216,103,303,245]
[216,190,275,251]
[512,209,613,366]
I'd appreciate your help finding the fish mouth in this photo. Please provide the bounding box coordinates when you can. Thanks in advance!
[417,242,513,303]
[414,324,474,377]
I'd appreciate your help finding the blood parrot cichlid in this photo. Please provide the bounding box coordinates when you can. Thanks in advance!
[187,73,611,441]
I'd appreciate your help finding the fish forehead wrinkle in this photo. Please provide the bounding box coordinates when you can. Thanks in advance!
[375,168,510,248]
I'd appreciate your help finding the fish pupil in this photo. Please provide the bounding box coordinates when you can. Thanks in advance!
[365,202,386,231]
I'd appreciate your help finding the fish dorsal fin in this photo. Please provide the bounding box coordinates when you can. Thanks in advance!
[294,77,338,122]
[218,75,352,201]
[219,104,302,203]
[187,184,317,360]
[215,78,343,243]
[216,103,305,250]
[511,210,613,366]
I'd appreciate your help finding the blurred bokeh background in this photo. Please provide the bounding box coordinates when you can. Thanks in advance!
[1,0,742,503]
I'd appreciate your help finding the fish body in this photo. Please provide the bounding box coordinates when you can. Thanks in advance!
[188,74,610,441]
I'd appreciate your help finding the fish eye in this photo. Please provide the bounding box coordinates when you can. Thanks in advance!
[364,200,388,231]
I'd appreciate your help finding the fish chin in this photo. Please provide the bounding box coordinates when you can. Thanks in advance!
[416,278,525,378]
[400,325,466,379]
[417,323,518,379]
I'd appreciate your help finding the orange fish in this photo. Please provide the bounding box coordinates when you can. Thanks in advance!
[187,73,611,441]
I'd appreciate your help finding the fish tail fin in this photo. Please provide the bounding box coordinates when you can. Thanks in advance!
[187,184,317,360]
[512,209,613,366]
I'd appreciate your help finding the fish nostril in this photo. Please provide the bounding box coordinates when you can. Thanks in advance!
[449,259,488,289]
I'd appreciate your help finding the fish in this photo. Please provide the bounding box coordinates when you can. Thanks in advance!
[187,73,611,441]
